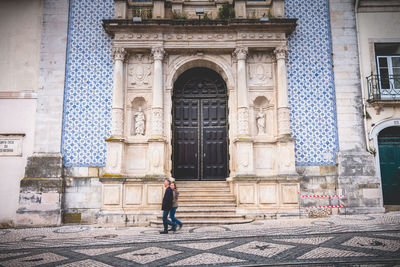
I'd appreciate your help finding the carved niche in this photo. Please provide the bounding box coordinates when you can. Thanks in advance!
[253,95,275,137]
[127,54,152,89]
[248,52,273,87]
[129,97,148,136]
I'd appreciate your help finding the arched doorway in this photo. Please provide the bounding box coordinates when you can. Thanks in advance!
[378,126,400,205]
[172,67,228,181]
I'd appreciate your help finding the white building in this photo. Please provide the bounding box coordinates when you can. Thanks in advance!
[356,0,400,209]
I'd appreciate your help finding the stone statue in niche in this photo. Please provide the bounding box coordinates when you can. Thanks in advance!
[134,107,145,136]
[256,107,266,135]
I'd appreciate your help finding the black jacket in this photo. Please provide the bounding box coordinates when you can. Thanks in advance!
[161,186,173,210]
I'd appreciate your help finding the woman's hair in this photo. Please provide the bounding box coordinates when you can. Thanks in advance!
[171,182,177,189]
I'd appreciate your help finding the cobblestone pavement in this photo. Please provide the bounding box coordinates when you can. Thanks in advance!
[0,212,399,266]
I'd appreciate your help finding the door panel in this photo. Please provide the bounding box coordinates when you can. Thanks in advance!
[202,99,227,127]
[378,126,400,205]
[174,99,198,127]
[379,143,400,205]
[173,128,198,180]
[203,127,227,180]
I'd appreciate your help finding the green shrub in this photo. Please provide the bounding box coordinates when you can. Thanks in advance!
[217,3,235,20]
[172,10,188,19]
[132,7,152,19]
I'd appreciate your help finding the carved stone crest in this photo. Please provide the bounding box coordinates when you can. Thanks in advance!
[249,64,272,86]
[128,64,151,86]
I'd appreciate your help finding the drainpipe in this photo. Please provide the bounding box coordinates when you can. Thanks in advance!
[354,0,371,150]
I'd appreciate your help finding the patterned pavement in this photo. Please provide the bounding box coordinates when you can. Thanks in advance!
[0,213,399,266]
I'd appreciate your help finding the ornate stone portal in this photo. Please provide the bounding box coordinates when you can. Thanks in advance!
[101,1,299,221]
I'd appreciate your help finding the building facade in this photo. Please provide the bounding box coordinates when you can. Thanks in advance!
[355,0,400,208]
[0,0,389,227]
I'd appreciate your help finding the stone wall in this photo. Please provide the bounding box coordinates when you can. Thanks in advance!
[15,0,70,227]
[0,1,42,226]
[329,0,384,214]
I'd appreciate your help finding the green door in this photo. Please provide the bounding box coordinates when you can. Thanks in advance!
[378,126,400,205]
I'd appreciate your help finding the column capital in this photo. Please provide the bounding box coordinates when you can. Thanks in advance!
[112,47,127,61]
[274,46,288,60]
[151,46,165,61]
[233,47,248,61]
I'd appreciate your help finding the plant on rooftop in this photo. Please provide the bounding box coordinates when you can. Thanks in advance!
[132,6,152,19]
[203,12,212,21]
[217,3,235,20]
[172,10,188,19]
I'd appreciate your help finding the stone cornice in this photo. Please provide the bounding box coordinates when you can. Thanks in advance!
[104,19,296,50]
[103,18,297,36]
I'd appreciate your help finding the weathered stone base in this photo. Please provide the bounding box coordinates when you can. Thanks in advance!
[230,175,301,218]
[15,154,64,227]
[64,177,102,224]
[337,151,384,214]
[237,209,306,220]
[96,211,159,226]
[339,206,386,215]
[297,165,340,212]
[15,177,63,227]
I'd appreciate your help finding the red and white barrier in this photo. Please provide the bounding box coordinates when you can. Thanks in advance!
[305,205,346,209]
[297,192,345,198]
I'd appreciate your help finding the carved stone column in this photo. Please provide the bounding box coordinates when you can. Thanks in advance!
[104,47,127,176]
[151,46,165,137]
[111,47,127,138]
[233,47,254,177]
[274,46,291,137]
[147,46,166,177]
[274,46,296,175]
[234,47,250,136]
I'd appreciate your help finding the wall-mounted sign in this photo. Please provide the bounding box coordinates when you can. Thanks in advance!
[0,135,24,156]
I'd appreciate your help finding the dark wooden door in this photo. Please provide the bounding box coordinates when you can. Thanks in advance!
[173,68,228,180]
[378,126,400,205]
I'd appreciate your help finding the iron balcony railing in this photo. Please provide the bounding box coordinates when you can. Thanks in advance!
[367,74,400,101]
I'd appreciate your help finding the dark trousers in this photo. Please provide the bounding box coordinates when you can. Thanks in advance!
[162,209,175,231]
[169,207,182,226]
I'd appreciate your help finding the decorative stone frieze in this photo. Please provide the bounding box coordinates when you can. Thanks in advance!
[111,109,124,135]
[114,32,285,42]
[278,107,290,136]
[151,108,163,136]
[238,107,250,135]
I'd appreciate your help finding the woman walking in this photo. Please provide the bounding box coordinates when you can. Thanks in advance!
[169,182,183,231]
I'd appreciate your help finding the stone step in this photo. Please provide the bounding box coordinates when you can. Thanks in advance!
[179,203,237,207]
[166,181,241,226]
[156,214,245,220]
[178,198,235,203]
[179,194,235,199]
[176,209,237,214]
[176,182,229,188]
[150,218,253,227]
[178,188,231,193]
